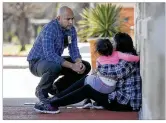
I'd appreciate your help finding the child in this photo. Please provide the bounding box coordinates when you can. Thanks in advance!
[84,38,139,94]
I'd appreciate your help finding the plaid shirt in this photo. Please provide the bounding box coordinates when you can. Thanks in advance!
[27,19,81,65]
[97,60,142,110]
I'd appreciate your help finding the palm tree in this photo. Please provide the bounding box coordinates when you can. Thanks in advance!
[77,3,124,42]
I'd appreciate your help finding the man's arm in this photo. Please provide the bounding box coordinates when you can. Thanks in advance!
[42,25,65,65]
[68,27,82,62]
[75,58,82,63]
[42,25,81,72]
[62,60,82,72]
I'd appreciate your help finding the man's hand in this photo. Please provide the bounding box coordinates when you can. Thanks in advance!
[71,62,82,73]
[70,58,86,74]
[62,59,86,74]
[77,62,86,74]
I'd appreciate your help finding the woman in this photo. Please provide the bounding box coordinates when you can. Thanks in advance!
[34,32,142,114]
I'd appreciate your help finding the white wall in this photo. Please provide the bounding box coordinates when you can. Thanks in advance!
[135,3,165,120]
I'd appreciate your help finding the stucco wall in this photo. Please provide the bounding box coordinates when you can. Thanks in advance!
[120,8,134,39]
[135,3,165,119]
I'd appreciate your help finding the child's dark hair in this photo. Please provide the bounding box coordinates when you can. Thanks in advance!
[95,38,113,56]
[114,32,137,55]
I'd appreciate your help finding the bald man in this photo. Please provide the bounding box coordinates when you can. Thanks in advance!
[27,6,91,103]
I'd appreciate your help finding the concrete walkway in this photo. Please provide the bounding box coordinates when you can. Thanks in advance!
[3,104,138,120]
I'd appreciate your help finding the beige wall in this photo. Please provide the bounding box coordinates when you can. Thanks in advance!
[120,8,134,39]
[135,3,165,119]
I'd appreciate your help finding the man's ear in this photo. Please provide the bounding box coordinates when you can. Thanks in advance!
[57,16,60,21]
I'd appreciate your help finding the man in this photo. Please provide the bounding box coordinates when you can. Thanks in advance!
[27,6,91,103]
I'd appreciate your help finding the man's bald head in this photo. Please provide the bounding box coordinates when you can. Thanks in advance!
[57,6,74,17]
[57,6,74,29]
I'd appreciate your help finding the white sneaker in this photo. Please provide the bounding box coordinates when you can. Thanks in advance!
[82,102,92,109]
[82,99,92,109]
[92,102,104,109]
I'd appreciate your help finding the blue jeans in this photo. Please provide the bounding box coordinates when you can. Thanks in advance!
[28,56,91,100]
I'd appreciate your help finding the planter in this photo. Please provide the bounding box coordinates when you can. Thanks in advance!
[87,38,100,71]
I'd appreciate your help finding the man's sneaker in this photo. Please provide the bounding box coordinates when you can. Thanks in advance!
[34,102,60,114]
[92,102,104,110]
[35,90,49,103]
[82,99,92,109]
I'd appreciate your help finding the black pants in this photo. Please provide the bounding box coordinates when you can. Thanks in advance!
[55,75,87,98]
[50,77,134,111]
[54,56,91,92]
[29,56,91,98]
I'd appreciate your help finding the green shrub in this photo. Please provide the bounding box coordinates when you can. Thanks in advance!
[77,3,124,42]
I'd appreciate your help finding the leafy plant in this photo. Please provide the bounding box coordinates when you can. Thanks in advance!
[77,3,124,42]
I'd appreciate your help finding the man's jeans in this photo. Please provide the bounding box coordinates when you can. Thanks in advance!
[29,59,61,101]
[28,56,91,102]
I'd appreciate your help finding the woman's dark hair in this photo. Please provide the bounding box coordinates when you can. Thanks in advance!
[114,32,137,55]
[95,38,113,56]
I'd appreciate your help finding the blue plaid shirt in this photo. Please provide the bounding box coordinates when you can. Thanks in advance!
[27,19,81,65]
[98,60,142,110]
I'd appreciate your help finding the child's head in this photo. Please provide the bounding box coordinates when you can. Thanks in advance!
[95,38,113,56]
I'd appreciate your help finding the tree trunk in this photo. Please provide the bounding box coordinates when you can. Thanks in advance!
[17,13,29,51]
